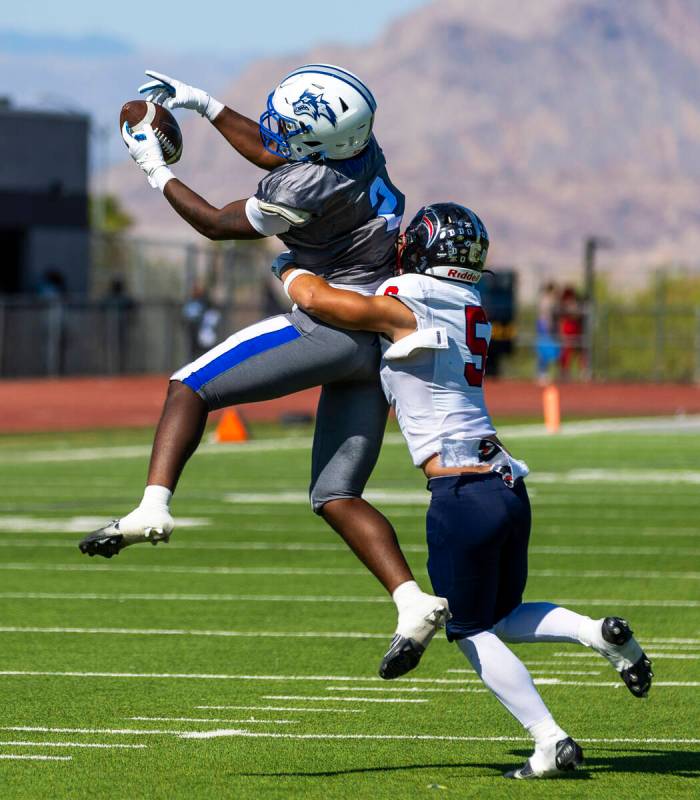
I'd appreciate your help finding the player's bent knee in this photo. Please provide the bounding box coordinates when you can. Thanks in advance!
[313,493,362,518]
[167,378,210,412]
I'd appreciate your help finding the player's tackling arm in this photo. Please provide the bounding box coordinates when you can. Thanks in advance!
[282,270,416,340]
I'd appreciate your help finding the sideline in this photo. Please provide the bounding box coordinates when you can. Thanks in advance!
[2,414,699,464]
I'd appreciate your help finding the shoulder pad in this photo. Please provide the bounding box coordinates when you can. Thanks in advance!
[257,200,311,226]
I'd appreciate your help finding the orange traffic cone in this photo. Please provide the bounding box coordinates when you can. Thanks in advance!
[215,409,249,443]
[542,384,561,434]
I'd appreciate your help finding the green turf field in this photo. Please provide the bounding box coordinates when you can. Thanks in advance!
[0,420,698,799]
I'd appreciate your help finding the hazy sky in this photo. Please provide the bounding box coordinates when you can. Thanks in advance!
[3,0,429,55]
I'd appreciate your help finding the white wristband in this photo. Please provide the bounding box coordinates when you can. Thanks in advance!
[204,96,225,122]
[283,268,314,299]
[151,165,175,192]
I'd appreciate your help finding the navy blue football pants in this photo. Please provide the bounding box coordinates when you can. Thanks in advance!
[426,472,531,641]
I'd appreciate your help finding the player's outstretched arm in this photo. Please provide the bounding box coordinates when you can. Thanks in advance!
[139,70,285,172]
[163,181,262,240]
[211,108,286,171]
[121,121,263,240]
[282,269,416,340]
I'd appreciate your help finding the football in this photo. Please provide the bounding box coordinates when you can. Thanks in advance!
[119,100,183,165]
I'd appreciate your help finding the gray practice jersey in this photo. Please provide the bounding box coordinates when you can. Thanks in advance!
[255,137,405,285]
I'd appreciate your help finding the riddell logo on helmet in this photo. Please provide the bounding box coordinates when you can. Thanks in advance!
[448,268,480,281]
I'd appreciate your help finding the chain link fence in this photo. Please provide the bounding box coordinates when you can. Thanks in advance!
[1,233,699,382]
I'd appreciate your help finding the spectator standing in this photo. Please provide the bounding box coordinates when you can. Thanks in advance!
[535,282,560,384]
[558,286,586,380]
[182,283,221,359]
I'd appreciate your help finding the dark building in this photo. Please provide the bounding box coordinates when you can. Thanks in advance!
[0,101,89,295]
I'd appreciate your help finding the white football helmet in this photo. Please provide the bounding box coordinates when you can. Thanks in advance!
[259,64,376,162]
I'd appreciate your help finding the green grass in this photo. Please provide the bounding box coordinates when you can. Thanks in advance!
[0,422,698,799]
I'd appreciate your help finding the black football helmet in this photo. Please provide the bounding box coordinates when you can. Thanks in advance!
[397,203,489,284]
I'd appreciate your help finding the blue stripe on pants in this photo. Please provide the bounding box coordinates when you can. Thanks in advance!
[182,325,302,393]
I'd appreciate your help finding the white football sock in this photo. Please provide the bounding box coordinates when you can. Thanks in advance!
[391,580,424,614]
[457,630,556,729]
[494,602,595,645]
[527,716,570,774]
[140,485,172,511]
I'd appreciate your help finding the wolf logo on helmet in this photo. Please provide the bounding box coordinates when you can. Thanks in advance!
[293,90,338,127]
[259,64,377,161]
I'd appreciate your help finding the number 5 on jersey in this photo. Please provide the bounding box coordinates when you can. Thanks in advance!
[464,305,490,387]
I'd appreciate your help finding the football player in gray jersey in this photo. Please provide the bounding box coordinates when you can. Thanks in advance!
[80,64,450,678]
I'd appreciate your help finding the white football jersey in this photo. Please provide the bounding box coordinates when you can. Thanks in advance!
[376,273,499,469]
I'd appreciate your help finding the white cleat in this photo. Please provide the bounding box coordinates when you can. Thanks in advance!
[379,595,451,679]
[78,507,174,558]
[505,737,584,779]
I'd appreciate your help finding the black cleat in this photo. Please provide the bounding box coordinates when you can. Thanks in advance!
[78,519,171,559]
[379,635,425,680]
[78,521,126,558]
[504,737,584,779]
[378,601,450,680]
[600,617,653,698]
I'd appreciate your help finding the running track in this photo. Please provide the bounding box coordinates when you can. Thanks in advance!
[1,376,699,433]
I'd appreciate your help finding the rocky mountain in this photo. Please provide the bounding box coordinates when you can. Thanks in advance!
[104,0,700,293]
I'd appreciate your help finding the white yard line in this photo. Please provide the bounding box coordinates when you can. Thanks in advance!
[529,469,700,485]
[645,637,700,644]
[549,598,700,609]
[194,705,364,714]
[176,730,700,745]
[0,740,146,749]
[1,726,193,736]
[261,695,428,704]
[2,562,699,580]
[0,670,700,692]
[0,517,207,533]
[446,668,602,676]
[0,437,313,465]
[1,670,697,688]
[554,652,699,660]
[0,592,389,604]
[3,415,699,465]
[10,627,696,656]
[529,569,700,580]
[0,753,72,761]
[0,626,388,640]
[324,678,700,690]
[3,538,699,558]
[529,545,700,556]
[0,563,368,577]
[0,670,436,682]
[538,527,700,539]
[224,490,429,505]
[128,716,298,725]
[1,591,697,610]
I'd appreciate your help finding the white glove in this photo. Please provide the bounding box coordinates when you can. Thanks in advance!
[138,69,224,121]
[121,121,174,191]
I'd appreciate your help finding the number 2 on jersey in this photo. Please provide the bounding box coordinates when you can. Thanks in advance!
[464,305,489,387]
[369,176,402,231]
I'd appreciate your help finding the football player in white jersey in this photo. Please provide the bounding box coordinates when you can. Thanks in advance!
[277,202,653,780]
